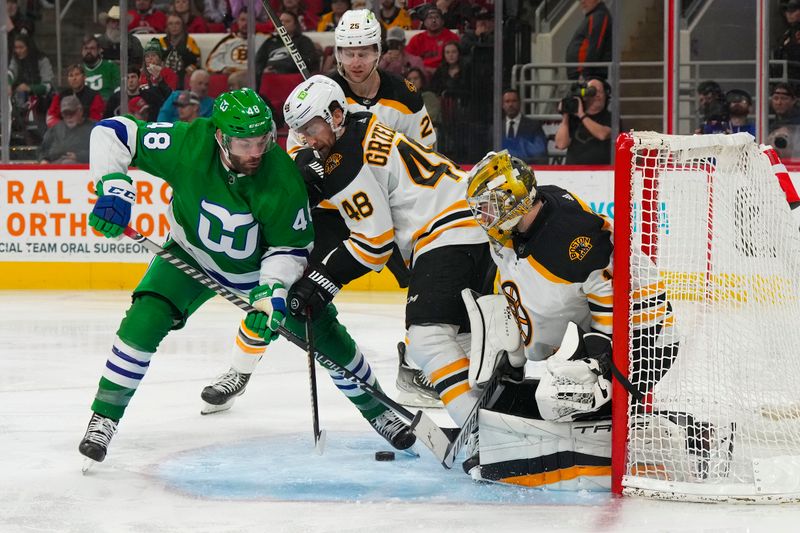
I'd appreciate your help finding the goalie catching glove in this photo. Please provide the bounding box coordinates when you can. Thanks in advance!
[462,289,527,388]
[89,173,136,238]
[535,321,612,422]
[245,282,288,341]
[287,263,341,318]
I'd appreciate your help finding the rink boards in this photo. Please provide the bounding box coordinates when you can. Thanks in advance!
[0,165,617,290]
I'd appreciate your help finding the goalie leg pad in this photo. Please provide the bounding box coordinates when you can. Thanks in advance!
[461,289,525,388]
[473,408,612,491]
[535,322,612,422]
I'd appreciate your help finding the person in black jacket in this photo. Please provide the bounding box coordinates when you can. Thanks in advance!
[565,0,612,81]
[255,11,319,92]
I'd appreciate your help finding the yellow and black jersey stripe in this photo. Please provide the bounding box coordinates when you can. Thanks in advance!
[346,228,396,268]
[410,199,478,262]
[587,292,613,335]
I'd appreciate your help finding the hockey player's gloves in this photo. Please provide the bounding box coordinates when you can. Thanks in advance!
[287,263,341,318]
[245,283,288,341]
[89,173,136,238]
[294,148,325,207]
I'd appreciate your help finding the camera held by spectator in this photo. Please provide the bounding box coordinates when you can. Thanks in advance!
[558,82,597,115]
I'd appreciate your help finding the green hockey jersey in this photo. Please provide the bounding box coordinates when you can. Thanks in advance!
[90,116,314,295]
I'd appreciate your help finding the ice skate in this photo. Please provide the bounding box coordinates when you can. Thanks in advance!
[79,412,118,472]
[201,368,251,415]
[369,409,417,450]
[395,342,443,409]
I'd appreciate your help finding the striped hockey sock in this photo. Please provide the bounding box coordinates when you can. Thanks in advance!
[426,355,482,427]
[91,337,154,420]
[230,320,269,374]
[326,350,385,420]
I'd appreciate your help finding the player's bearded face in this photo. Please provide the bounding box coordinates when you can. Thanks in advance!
[227,134,272,174]
[298,117,336,159]
[338,46,379,83]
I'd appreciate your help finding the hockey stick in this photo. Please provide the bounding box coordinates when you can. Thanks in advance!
[260,0,311,79]
[440,368,505,469]
[305,312,326,453]
[122,227,449,458]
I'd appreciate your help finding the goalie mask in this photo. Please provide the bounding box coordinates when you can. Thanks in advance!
[466,150,537,245]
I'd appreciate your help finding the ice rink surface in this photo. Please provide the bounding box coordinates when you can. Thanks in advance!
[4,290,800,533]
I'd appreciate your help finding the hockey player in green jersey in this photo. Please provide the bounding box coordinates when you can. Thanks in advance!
[78,88,415,467]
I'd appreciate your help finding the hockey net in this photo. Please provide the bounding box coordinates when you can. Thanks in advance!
[612,131,800,503]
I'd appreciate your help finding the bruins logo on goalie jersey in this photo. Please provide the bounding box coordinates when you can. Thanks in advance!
[568,236,593,261]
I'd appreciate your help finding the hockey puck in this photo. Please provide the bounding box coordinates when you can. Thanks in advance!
[375,451,396,461]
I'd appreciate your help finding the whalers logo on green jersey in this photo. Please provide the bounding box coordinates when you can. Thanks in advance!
[198,200,259,260]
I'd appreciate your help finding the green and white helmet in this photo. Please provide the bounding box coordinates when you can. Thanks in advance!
[284,75,348,133]
[212,87,276,157]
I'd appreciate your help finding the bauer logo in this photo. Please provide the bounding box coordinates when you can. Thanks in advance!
[568,236,592,261]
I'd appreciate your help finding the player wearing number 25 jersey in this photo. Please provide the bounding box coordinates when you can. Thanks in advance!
[284,76,495,429]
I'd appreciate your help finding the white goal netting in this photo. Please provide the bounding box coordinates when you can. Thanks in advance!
[618,131,800,503]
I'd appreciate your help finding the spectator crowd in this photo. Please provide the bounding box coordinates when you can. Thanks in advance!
[17,0,796,167]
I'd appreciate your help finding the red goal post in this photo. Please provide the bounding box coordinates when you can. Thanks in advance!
[611,131,800,503]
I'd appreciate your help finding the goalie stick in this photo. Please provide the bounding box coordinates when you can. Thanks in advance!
[439,368,505,469]
[122,226,448,457]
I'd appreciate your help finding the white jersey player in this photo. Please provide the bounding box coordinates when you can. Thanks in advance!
[291,9,440,409]
[286,9,436,156]
[282,75,495,430]
[200,10,440,412]
[459,151,686,489]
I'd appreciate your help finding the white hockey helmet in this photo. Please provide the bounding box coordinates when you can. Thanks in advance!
[284,75,349,133]
[335,9,382,49]
[334,9,382,81]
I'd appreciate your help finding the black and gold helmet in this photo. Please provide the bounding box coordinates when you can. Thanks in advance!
[466,150,537,245]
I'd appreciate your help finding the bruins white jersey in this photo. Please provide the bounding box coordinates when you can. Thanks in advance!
[287,70,436,155]
[493,185,676,362]
[320,112,485,279]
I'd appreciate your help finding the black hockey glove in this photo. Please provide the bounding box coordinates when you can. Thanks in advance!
[294,148,325,207]
[287,263,342,318]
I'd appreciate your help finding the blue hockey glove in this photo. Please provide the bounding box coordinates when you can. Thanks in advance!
[89,172,136,238]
